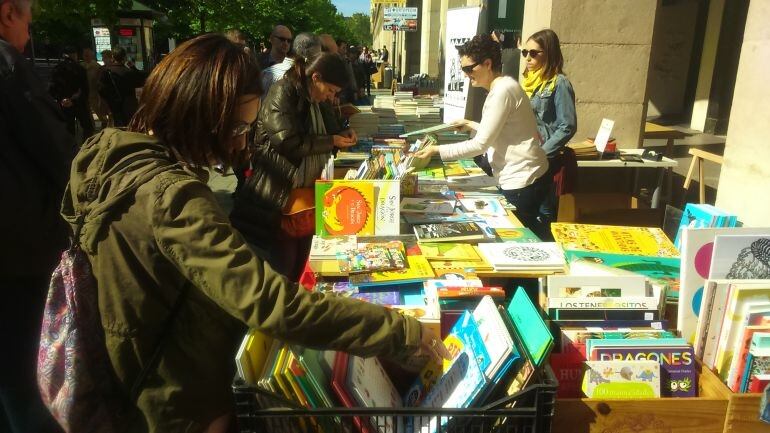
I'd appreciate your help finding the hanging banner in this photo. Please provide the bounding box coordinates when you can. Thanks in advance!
[443,7,482,123]
[383,7,418,32]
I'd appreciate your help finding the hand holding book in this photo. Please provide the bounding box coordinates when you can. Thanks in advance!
[401,322,452,373]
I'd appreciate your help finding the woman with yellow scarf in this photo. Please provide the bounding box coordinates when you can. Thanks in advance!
[522,29,577,238]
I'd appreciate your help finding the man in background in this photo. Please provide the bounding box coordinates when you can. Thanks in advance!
[101,46,145,127]
[1,1,73,431]
[50,46,94,140]
[81,47,109,129]
[259,24,292,69]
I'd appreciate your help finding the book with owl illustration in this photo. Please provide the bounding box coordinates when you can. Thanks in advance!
[582,360,661,399]
[476,242,565,271]
[590,343,697,397]
[551,223,679,258]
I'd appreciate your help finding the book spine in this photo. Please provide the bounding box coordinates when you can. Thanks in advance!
[548,297,659,310]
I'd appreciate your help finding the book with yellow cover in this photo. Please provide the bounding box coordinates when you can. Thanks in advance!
[349,254,435,287]
[419,242,482,262]
[283,351,310,408]
[245,330,273,384]
[315,181,376,236]
[442,162,468,177]
[551,223,679,258]
[272,345,295,402]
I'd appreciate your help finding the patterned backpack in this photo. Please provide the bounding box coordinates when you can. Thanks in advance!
[37,220,124,432]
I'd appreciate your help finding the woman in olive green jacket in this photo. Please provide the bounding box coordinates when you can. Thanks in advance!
[59,34,446,433]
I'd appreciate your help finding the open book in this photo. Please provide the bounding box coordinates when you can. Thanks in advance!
[398,123,459,138]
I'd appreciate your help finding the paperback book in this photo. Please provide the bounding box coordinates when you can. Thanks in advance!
[582,360,661,399]
[551,223,679,258]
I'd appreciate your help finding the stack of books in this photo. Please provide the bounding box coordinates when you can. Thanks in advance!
[476,242,566,273]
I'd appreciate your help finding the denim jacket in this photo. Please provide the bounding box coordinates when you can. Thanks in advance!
[529,74,577,158]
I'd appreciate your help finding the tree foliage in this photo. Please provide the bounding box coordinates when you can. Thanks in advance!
[32,0,372,51]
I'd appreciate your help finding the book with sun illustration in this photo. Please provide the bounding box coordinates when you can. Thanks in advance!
[582,360,661,399]
[315,181,376,236]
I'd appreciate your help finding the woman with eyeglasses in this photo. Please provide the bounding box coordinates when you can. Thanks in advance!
[414,34,551,238]
[56,34,447,433]
[231,52,357,279]
[522,29,577,234]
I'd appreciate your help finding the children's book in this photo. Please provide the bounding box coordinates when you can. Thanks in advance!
[330,352,374,433]
[348,254,435,287]
[336,241,406,274]
[316,181,376,236]
[309,235,357,260]
[418,242,482,262]
[673,203,737,250]
[678,227,770,345]
[590,343,696,397]
[506,287,553,366]
[372,180,401,236]
[413,221,490,243]
[459,198,508,217]
[473,296,518,380]
[477,242,565,270]
[740,333,770,392]
[494,227,541,243]
[346,355,403,433]
[551,223,679,257]
[730,325,770,392]
[709,234,770,279]
[400,198,457,215]
[582,360,661,399]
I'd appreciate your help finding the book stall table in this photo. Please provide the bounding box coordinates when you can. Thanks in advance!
[577,148,678,209]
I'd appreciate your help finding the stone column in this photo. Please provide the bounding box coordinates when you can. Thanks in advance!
[714,1,770,226]
[420,0,443,76]
[521,0,659,148]
[689,0,726,132]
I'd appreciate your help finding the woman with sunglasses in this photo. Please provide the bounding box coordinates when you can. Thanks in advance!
[231,52,357,279]
[415,34,550,238]
[56,34,447,433]
[522,29,577,234]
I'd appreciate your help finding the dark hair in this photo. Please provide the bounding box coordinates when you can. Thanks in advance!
[527,29,564,79]
[457,34,502,72]
[128,33,262,168]
[284,52,348,91]
[112,46,127,63]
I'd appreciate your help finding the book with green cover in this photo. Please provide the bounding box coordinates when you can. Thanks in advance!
[506,287,553,367]
[582,360,661,399]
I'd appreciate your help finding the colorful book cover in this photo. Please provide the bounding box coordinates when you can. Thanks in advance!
[730,325,770,392]
[591,344,696,397]
[442,161,468,177]
[403,310,490,407]
[582,360,661,399]
[473,296,517,380]
[678,227,770,345]
[315,180,376,236]
[413,221,488,243]
[566,251,680,299]
[372,180,400,236]
[477,242,565,270]
[336,241,406,274]
[673,203,732,250]
[348,254,435,287]
[244,330,274,386]
[551,223,679,258]
[293,347,337,408]
[350,291,401,305]
[506,287,553,366]
[494,227,541,243]
[708,234,770,280]
[400,198,457,215]
[419,242,482,262]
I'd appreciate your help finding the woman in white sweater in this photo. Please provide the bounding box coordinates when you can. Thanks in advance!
[415,34,550,237]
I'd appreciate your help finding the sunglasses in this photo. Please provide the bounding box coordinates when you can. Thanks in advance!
[521,49,543,58]
[272,35,293,44]
[231,121,254,138]
[461,62,480,74]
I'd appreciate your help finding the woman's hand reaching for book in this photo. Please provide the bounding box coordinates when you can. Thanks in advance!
[450,119,477,132]
[399,323,452,373]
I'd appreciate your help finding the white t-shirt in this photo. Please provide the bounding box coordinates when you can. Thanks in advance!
[439,76,548,190]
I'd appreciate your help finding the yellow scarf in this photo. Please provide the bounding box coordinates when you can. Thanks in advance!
[521,68,557,98]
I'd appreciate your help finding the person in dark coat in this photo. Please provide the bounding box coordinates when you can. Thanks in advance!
[0,1,74,431]
[50,46,94,140]
[101,46,146,127]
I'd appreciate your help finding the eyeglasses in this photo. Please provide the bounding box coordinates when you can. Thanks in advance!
[231,121,254,137]
[521,49,543,58]
[272,35,293,44]
[460,62,480,74]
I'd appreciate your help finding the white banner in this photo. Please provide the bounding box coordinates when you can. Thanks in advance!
[443,7,481,123]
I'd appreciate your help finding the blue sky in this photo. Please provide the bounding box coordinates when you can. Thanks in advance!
[332,0,370,16]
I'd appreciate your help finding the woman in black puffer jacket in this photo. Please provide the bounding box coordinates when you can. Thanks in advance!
[231,52,357,278]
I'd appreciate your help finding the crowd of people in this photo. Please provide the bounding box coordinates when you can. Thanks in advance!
[1,0,575,430]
